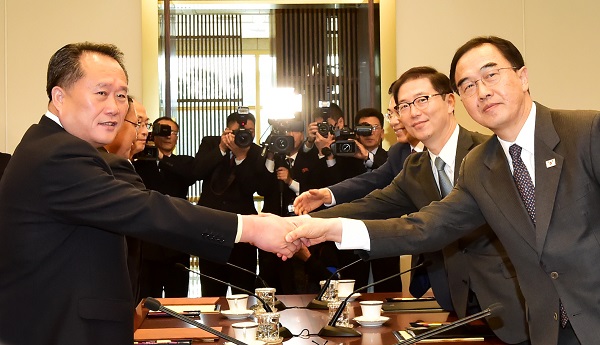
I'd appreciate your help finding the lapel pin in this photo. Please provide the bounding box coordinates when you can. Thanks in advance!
[546,159,556,168]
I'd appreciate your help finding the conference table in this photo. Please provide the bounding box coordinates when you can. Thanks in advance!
[135,293,504,344]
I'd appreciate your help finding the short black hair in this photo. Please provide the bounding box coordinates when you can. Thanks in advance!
[354,108,384,127]
[311,102,344,122]
[46,42,128,101]
[449,36,525,93]
[226,111,256,127]
[153,116,179,131]
[391,66,453,105]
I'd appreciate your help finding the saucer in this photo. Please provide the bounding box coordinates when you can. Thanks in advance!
[221,309,254,320]
[225,340,266,345]
[353,315,389,327]
[339,292,361,301]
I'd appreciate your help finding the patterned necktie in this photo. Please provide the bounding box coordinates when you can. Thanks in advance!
[434,157,453,198]
[509,145,569,327]
[509,144,536,224]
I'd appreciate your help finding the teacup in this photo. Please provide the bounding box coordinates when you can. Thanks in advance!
[337,279,355,297]
[231,321,258,342]
[359,300,383,320]
[227,294,249,312]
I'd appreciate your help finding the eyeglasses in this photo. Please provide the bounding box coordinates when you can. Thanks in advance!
[457,67,518,98]
[141,123,152,130]
[384,109,400,122]
[124,119,140,131]
[394,94,444,115]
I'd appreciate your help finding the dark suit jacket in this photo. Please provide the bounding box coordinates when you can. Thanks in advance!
[329,142,411,202]
[326,147,388,184]
[358,103,600,344]
[195,136,264,214]
[313,127,528,344]
[258,147,325,216]
[0,152,10,181]
[0,116,238,345]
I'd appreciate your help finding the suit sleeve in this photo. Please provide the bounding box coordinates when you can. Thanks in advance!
[312,163,418,220]
[360,153,487,260]
[159,154,197,186]
[329,143,404,203]
[193,137,225,181]
[49,141,237,264]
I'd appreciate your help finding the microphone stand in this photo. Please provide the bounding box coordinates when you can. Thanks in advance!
[395,303,503,345]
[226,262,287,311]
[144,297,247,345]
[177,263,293,339]
[306,258,362,309]
[319,262,426,337]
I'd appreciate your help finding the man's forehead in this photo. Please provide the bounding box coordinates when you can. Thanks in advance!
[398,78,434,100]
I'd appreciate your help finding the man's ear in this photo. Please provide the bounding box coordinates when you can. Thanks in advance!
[51,86,65,112]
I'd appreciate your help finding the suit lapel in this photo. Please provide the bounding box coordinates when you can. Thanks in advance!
[533,103,562,257]
[454,127,475,182]
[413,152,442,202]
[482,138,537,250]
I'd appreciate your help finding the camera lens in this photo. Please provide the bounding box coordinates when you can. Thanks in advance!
[234,129,253,148]
[340,143,352,153]
[275,138,289,150]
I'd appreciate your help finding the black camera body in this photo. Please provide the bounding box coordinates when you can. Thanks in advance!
[134,123,172,160]
[355,125,374,136]
[263,118,304,156]
[317,122,334,137]
[329,126,356,157]
[233,107,254,148]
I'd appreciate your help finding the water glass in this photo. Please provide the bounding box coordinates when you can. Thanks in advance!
[254,287,276,312]
[256,311,281,343]
[327,300,351,327]
[319,280,338,302]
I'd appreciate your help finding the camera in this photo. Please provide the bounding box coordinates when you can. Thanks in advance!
[263,118,304,156]
[329,126,358,157]
[134,123,172,160]
[317,122,334,137]
[233,107,254,148]
[355,125,374,136]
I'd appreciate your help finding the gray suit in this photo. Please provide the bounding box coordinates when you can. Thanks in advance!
[359,103,600,344]
[313,126,528,344]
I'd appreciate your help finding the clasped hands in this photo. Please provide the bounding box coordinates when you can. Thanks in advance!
[241,212,342,261]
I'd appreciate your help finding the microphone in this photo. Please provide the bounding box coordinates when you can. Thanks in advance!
[319,261,428,337]
[177,263,293,339]
[395,303,504,345]
[306,258,362,309]
[225,262,287,310]
[143,297,247,345]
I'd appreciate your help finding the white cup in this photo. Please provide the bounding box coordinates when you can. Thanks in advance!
[227,294,249,312]
[337,279,355,297]
[232,321,258,342]
[359,300,383,320]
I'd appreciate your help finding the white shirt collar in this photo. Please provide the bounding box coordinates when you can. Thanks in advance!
[429,124,460,172]
[497,102,536,159]
[411,141,425,152]
[44,110,63,127]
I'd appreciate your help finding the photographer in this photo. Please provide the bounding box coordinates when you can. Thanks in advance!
[133,117,197,298]
[257,117,333,293]
[193,109,264,296]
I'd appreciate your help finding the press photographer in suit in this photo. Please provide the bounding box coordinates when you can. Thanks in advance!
[134,117,198,298]
[193,109,264,296]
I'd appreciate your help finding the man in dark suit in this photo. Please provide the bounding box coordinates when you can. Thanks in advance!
[194,110,264,296]
[289,36,599,345]
[0,42,297,345]
[0,152,10,181]
[134,117,197,298]
[293,67,528,344]
[257,122,330,293]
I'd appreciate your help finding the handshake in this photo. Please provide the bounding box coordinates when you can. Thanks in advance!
[240,212,344,261]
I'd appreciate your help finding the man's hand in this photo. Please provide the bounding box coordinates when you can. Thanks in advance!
[240,213,300,260]
[220,128,233,152]
[315,132,335,154]
[353,140,369,160]
[285,216,343,247]
[276,167,292,185]
[293,188,332,215]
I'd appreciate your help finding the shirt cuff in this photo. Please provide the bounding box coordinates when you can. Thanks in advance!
[235,214,243,243]
[335,218,370,251]
[324,188,337,207]
[289,180,300,195]
[265,159,275,173]
[326,158,337,167]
